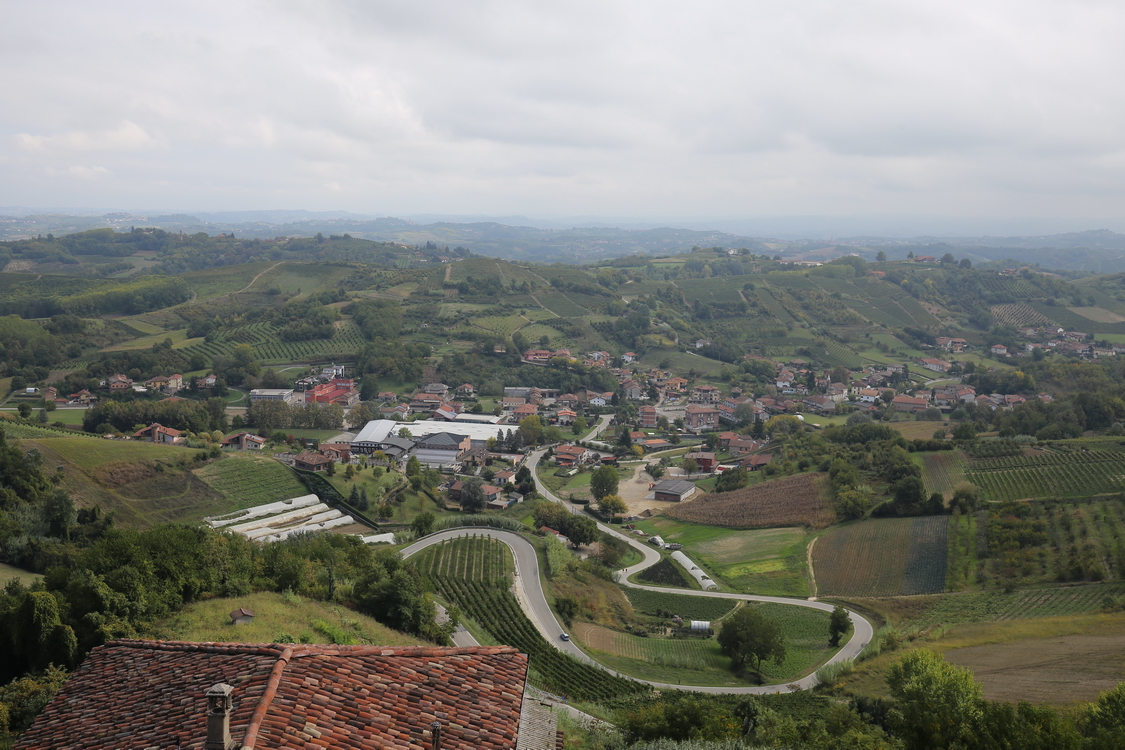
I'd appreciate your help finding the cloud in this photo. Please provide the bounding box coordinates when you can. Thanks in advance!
[0,0,1122,223]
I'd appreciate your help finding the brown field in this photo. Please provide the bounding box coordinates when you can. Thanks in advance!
[945,635,1125,704]
[666,473,834,529]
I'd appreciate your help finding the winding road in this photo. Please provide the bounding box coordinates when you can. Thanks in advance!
[400,446,874,694]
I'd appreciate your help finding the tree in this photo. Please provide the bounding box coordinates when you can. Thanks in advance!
[715,467,749,493]
[717,607,785,678]
[598,494,627,516]
[647,463,665,480]
[411,511,436,537]
[17,403,31,419]
[589,465,619,501]
[563,515,598,547]
[828,605,850,647]
[876,250,887,262]
[682,457,699,475]
[518,414,543,446]
[952,422,977,441]
[886,649,983,750]
[405,455,421,477]
[347,403,375,429]
[1081,682,1125,749]
[344,464,356,481]
[459,477,486,513]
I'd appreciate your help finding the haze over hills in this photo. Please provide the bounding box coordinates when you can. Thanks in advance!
[4,209,1125,272]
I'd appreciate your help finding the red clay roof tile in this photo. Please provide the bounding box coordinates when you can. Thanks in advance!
[15,640,529,750]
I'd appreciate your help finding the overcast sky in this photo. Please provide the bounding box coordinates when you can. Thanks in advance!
[3,1,1123,230]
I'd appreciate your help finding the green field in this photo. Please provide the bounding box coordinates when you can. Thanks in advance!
[966,449,1125,501]
[180,263,276,301]
[632,519,810,596]
[193,454,308,507]
[622,588,738,622]
[576,601,835,685]
[918,451,968,499]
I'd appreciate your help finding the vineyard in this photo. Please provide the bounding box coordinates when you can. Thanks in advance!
[989,303,1055,328]
[904,583,1125,626]
[622,588,738,621]
[192,455,311,509]
[418,537,648,701]
[410,535,514,582]
[966,450,1125,501]
[178,319,369,365]
[666,473,834,529]
[812,517,949,597]
[919,451,968,499]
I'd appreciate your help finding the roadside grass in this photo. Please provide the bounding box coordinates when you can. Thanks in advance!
[150,591,425,647]
[0,562,43,586]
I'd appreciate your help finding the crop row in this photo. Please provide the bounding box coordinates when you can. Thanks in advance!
[433,577,647,701]
[920,451,968,498]
[667,473,834,529]
[411,536,512,585]
[971,450,1125,470]
[917,583,1125,626]
[813,517,949,597]
[968,461,1125,502]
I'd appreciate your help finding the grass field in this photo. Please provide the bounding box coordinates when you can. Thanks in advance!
[621,588,739,622]
[151,591,425,646]
[812,516,949,597]
[889,421,950,440]
[574,600,834,685]
[632,519,810,596]
[180,263,276,301]
[193,454,308,507]
[0,562,43,586]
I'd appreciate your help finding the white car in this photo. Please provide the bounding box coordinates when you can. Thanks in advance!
[560,633,570,641]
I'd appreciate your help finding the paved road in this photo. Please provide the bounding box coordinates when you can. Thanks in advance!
[401,448,874,693]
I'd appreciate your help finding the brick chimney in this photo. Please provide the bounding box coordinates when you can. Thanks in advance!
[204,683,236,750]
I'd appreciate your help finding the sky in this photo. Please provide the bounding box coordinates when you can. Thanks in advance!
[3,1,1124,231]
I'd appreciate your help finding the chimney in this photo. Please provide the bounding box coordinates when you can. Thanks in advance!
[430,720,442,750]
[204,683,236,750]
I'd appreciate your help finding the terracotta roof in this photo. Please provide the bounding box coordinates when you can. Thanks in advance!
[15,640,529,750]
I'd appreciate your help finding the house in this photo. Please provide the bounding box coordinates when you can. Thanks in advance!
[144,375,170,391]
[132,423,184,445]
[379,403,410,419]
[990,344,1009,356]
[320,443,352,462]
[728,437,764,456]
[200,374,218,388]
[377,391,399,402]
[557,393,579,408]
[229,607,254,625]
[555,408,577,426]
[106,374,132,392]
[684,404,720,433]
[684,451,716,472]
[501,397,526,412]
[638,405,658,428]
[741,453,774,471]
[802,395,835,413]
[643,438,674,451]
[892,394,931,415]
[294,452,333,472]
[622,352,637,363]
[221,432,266,450]
[554,444,593,466]
[69,389,96,405]
[652,479,698,502]
[454,383,477,397]
[918,357,952,373]
[690,385,720,403]
[449,480,503,505]
[621,380,644,400]
[424,382,450,396]
[512,403,539,420]
[857,388,882,403]
[14,639,532,750]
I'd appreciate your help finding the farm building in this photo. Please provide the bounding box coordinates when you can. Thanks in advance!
[652,479,698,503]
[293,452,333,472]
[221,432,266,450]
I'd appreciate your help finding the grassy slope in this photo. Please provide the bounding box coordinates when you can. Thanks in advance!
[0,562,43,586]
[150,592,425,647]
[26,438,312,526]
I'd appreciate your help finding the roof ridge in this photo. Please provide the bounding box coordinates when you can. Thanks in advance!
[104,639,520,658]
